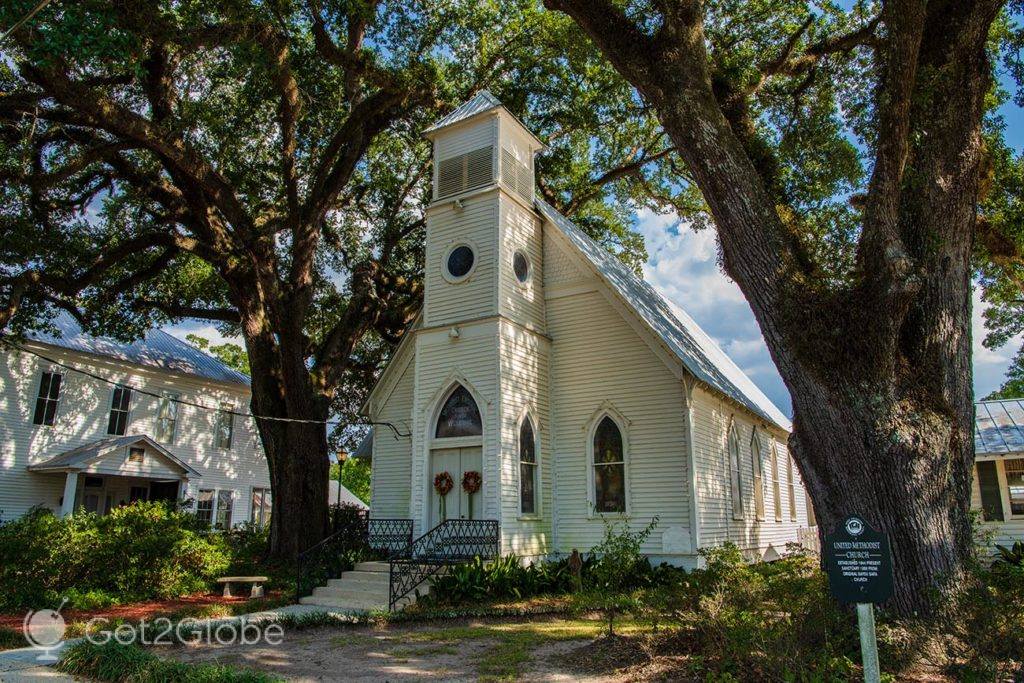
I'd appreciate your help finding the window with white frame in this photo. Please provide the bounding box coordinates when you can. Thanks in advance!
[751,429,765,521]
[728,424,743,519]
[519,415,538,515]
[787,453,798,522]
[251,488,272,527]
[215,403,234,449]
[1005,459,1024,516]
[771,442,783,522]
[196,489,215,526]
[32,371,62,426]
[592,415,626,513]
[156,393,179,444]
[215,490,234,530]
[107,385,132,435]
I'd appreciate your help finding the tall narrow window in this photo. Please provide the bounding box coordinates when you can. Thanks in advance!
[787,453,798,522]
[196,489,215,526]
[519,416,538,515]
[728,425,744,519]
[435,385,482,438]
[215,403,234,449]
[771,443,783,522]
[156,393,179,444]
[751,430,765,521]
[806,492,816,527]
[215,490,234,530]
[107,385,132,435]
[32,371,62,426]
[251,488,272,527]
[593,416,626,513]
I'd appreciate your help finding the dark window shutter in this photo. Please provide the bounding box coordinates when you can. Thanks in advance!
[977,461,1005,522]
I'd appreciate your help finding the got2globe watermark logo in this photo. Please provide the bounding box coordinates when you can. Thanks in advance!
[22,599,68,662]
[22,599,285,661]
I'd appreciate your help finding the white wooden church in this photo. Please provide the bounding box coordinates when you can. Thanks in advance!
[363,92,815,567]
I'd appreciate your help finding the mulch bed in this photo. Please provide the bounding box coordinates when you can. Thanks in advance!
[0,592,268,630]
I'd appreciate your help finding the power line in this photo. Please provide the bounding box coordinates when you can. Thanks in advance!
[1,0,54,43]
[0,337,410,438]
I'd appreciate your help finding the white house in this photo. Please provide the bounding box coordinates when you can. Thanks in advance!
[0,314,272,528]
[362,92,816,567]
[973,398,1024,551]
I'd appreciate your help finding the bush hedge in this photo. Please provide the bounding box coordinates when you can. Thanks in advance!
[0,503,232,611]
[58,640,280,682]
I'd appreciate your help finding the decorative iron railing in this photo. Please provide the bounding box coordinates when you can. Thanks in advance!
[295,515,413,602]
[388,519,500,610]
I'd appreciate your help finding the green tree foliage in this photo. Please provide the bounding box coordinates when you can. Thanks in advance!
[328,456,371,504]
[185,334,250,375]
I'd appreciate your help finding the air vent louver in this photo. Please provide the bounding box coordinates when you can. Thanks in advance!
[437,145,494,199]
[501,148,533,201]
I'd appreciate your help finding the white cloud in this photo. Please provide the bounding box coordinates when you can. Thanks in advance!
[165,322,241,348]
[973,289,1020,398]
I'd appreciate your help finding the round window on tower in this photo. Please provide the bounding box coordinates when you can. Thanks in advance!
[513,250,530,284]
[445,244,476,281]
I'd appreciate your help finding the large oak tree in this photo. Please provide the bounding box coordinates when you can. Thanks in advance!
[0,0,686,557]
[544,0,1005,615]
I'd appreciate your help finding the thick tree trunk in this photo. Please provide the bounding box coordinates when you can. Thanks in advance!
[242,318,331,559]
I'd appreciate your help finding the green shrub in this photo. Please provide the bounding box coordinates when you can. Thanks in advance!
[430,554,581,603]
[0,503,230,611]
[945,564,1024,679]
[58,640,280,682]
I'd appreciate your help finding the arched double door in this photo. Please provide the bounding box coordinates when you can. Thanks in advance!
[429,385,483,528]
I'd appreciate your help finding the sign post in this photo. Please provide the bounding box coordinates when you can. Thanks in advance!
[824,516,893,683]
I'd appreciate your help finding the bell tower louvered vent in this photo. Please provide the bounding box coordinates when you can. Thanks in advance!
[501,148,533,202]
[436,145,494,199]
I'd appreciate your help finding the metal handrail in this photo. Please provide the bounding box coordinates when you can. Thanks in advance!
[388,519,499,610]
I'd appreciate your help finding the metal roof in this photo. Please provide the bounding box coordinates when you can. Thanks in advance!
[536,198,792,433]
[423,90,503,134]
[27,434,202,477]
[976,399,1024,456]
[352,430,373,459]
[25,312,250,386]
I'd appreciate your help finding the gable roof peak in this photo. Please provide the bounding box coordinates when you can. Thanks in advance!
[423,91,547,149]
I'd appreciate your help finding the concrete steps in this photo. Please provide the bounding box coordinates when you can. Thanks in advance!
[299,560,429,612]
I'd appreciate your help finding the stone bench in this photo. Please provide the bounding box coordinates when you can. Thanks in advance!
[216,575,268,598]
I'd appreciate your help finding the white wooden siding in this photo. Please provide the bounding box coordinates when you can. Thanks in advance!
[547,287,691,556]
[497,320,552,558]
[690,385,808,558]
[0,344,268,523]
[497,195,545,331]
[370,349,414,519]
[423,193,499,327]
[971,459,1024,553]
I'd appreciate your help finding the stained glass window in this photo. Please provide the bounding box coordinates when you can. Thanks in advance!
[519,417,537,514]
[593,416,625,513]
[435,385,482,438]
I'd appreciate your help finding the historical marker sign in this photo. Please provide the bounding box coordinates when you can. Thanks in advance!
[824,516,893,604]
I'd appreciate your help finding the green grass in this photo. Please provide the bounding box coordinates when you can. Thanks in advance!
[57,640,282,683]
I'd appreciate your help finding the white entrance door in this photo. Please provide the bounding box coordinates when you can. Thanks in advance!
[429,446,483,528]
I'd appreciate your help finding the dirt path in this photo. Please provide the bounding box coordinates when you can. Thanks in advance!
[159,614,661,682]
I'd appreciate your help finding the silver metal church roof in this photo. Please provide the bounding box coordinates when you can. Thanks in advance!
[976,398,1024,456]
[423,90,503,134]
[536,198,792,432]
[24,312,250,386]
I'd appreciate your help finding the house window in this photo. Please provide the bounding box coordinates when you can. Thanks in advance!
[215,490,234,530]
[32,371,62,426]
[728,424,743,519]
[592,416,626,513]
[128,447,145,464]
[771,442,783,522]
[519,416,538,515]
[1005,459,1024,516]
[107,385,132,435]
[129,486,148,503]
[751,430,765,521]
[513,250,531,284]
[215,403,234,449]
[196,489,215,525]
[435,385,482,438]
[806,492,817,527]
[787,454,798,522]
[156,393,179,444]
[252,488,272,527]
[445,245,476,280]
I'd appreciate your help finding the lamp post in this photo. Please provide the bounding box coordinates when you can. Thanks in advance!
[335,449,348,505]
